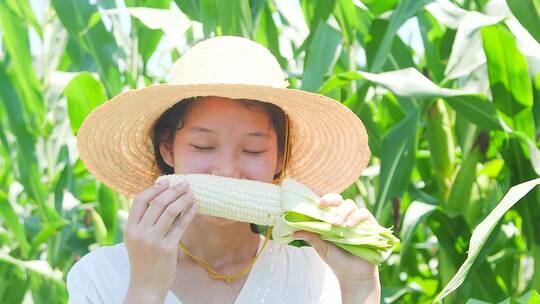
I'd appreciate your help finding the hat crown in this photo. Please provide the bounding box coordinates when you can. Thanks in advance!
[170,36,287,88]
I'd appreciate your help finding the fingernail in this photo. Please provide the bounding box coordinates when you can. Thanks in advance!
[345,219,355,227]
[293,233,305,240]
[157,179,168,186]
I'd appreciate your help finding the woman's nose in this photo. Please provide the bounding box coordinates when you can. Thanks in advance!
[210,153,242,178]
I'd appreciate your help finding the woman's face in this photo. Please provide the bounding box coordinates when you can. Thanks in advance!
[160,96,283,226]
[160,95,282,186]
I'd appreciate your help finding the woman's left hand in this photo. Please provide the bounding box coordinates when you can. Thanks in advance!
[292,193,379,283]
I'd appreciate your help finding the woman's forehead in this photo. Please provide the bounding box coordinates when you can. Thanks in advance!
[183,97,273,130]
[184,125,271,138]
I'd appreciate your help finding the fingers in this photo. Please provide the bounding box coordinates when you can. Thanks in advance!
[140,181,190,227]
[127,180,169,227]
[153,191,195,237]
[319,193,343,207]
[343,208,372,227]
[333,199,358,225]
[164,203,198,243]
[319,192,377,228]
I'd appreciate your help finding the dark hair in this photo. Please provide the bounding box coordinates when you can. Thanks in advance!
[151,96,287,233]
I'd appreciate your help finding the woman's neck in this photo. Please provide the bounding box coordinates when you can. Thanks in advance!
[177,216,261,268]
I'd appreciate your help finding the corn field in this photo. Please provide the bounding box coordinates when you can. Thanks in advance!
[0,0,539,303]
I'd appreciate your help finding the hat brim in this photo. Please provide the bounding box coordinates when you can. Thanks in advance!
[77,83,371,197]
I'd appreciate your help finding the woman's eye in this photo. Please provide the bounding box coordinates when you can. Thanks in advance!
[244,150,265,154]
[192,145,214,150]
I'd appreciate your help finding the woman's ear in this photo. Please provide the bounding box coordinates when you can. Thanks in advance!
[159,142,174,167]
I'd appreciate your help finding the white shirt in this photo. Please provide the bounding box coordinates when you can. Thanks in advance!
[66,234,342,303]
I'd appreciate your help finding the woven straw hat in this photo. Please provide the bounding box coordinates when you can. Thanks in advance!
[76,36,370,198]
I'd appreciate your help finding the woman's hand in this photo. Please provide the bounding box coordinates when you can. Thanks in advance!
[123,179,198,302]
[292,193,380,302]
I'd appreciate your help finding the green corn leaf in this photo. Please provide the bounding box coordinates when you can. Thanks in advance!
[534,73,540,131]
[0,1,44,129]
[3,0,42,37]
[443,11,503,81]
[503,129,540,176]
[446,138,482,220]
[379,93,406,134]
[29,220,69,258]
[345,85,383,157]
[64,72,108,135]
[98,184,119,245]
[301,21,341,92]
[365,18,416,73]
[0,252,64,284]
[465,299,491,304]
[333,0,357,46]
[174,0,200,20]
[0,267,28,304]
[359,0,397,16]
[368,0,433,73]
[0,190,31,257]
[254,2,287,68]
[507,0,540,44]
[516,290,540,303]
[323,68,503,130]
[481,24,535,139]
[301,0,334,29]
[444,94,502,131]
[52,0,123,96]
[298,0,336,55]
[375,109,419,220]
[0,63,51,222]
[200,0,219,38]
[217,0,253,37]
[399,200,437,260]
[90,209,108,246]
[96,7,191,52]
[125,0,172,69]
[435,178,540,302]
[466,289,540,303]
[417,10,446,83]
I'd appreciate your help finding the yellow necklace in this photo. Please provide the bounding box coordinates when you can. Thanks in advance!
[178,227,273,283]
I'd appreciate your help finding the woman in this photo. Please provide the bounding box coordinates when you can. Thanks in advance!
[68,36,378,303]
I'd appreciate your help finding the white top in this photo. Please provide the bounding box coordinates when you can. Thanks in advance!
[66,235,342,303]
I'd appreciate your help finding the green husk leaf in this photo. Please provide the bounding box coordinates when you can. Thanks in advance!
[273,178,400,265]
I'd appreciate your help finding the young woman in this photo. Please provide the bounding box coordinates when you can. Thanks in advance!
[68,36,378,304]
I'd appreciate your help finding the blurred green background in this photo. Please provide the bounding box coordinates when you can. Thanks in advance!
[0,0,539,303]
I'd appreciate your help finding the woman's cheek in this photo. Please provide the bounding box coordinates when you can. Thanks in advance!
[174,150,215,174]
[240,154,277,182]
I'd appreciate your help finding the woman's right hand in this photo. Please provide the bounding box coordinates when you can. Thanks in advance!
[123,178,198,302]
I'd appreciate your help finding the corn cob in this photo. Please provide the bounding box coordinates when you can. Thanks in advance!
[156,174,281,226]
[155,173,399,264]
[425,99,455,199]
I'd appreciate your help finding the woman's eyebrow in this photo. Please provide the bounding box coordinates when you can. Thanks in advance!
[187,126,215,133]
[246,131,269,138]
[187,126,269,137]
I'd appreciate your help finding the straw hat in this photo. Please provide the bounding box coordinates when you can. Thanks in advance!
[76,36,370,198]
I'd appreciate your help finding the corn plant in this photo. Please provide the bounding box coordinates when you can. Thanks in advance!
[0,0,539,303]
